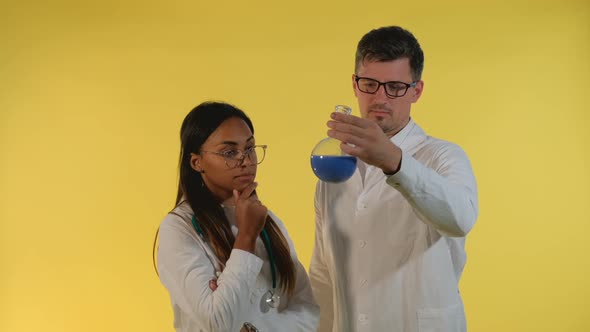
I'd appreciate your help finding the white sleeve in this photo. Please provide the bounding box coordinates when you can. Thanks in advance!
[308,182,335,332]
[386,145,479,237]
[157,219,263,332]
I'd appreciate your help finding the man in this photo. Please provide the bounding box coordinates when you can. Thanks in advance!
[309,26,478,332]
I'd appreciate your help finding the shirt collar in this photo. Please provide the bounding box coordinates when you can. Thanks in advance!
[390,118,427,152]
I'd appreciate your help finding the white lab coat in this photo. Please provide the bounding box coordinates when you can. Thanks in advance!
[158,202,319,332]
[309,119,478,332]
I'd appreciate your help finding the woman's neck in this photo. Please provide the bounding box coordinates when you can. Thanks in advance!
[220,195,235,207]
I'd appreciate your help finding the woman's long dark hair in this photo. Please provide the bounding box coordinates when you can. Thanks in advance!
[155,101,296,295]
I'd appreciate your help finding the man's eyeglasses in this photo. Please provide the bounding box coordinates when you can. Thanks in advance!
[201,145,267,169]
[354,75,417,98]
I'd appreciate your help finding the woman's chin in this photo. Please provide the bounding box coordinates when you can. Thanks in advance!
[234,180,254,192]
[234,174,255,186]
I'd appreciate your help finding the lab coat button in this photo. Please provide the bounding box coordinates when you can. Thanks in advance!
[359,240,366,248]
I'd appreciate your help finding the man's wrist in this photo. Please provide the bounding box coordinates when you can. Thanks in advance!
[382,156,402,176]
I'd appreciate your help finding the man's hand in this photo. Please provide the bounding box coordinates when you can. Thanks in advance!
[327,112,402,174]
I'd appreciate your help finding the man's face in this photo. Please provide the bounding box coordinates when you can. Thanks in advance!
[353,58,424,137]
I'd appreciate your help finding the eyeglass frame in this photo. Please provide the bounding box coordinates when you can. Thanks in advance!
[200,144,267,169]
[354,75,418,98]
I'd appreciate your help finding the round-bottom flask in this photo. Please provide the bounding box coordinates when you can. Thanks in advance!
[310,105,357,183]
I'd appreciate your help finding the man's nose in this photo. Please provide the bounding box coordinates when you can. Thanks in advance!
[373,84,389,101]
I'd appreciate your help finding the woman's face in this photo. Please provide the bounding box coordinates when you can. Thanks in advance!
[191,117,258,202]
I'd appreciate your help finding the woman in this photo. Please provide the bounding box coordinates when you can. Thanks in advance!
[156,101,319,331]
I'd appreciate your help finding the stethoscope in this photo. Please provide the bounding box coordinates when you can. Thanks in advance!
[191,215,280,309]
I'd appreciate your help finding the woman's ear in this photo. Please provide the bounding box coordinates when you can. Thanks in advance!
[190,153,204,173]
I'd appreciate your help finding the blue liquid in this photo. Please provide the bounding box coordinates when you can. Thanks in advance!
[310,155,357,183]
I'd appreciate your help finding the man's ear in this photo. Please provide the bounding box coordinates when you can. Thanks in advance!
[411,80,424,103]
[352,73,359,97]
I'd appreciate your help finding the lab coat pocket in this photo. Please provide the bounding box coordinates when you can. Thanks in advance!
[417,303,465,332]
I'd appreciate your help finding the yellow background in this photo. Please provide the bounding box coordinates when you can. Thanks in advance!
[1,0,589,331]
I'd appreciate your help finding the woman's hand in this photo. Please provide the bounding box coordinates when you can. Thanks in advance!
[233,182,267,253]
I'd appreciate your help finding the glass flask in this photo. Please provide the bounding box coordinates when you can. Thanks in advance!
[310,105,357,183]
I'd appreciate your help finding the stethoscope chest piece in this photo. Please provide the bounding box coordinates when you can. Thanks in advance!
[258,289,280,313]
[264,290,280,309]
